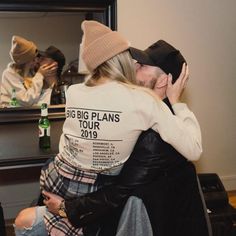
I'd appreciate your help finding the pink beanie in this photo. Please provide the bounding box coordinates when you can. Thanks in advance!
[81,20,130,72]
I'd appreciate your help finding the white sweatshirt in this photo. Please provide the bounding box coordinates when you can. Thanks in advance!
[59,81,202,173]
[0,63,45,107]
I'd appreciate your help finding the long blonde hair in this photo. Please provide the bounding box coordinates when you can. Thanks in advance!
[11,63,27,77]
[85,50,161,101]
[10,62,35,89]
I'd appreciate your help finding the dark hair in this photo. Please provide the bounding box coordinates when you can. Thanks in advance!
[44,46,66,77]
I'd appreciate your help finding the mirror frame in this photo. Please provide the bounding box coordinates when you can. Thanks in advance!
[0,0,117,123]
[0,105,65,123]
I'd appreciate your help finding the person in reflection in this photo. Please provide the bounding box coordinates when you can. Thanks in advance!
[0,35,57,107]
[39,46,66,105]
[14,21,203,236]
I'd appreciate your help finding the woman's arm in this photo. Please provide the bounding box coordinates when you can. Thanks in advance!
[1,64,57,106]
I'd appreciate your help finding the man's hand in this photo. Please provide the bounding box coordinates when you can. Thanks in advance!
[42,190,64,215]
[166,63,189,105]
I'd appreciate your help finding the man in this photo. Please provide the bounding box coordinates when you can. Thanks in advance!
[38,45,66,105]
[43,40,211,236]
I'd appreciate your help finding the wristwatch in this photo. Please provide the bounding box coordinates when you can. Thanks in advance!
[58,200,67,218]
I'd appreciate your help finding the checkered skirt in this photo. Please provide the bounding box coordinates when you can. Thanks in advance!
[40,155,101,236]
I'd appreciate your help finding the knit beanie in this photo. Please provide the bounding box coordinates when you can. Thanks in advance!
[81,20,130,72]
[10,35,38,65]
[130,40,186,82]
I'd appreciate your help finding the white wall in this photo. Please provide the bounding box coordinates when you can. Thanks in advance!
[118,0,236,190]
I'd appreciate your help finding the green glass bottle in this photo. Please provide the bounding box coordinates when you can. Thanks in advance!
[39,103,51,149]
[9,88,19,107]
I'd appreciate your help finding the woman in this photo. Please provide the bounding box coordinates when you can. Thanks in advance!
[0,35,57,107]
[14,21,202,236]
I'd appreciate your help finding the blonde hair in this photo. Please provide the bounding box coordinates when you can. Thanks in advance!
[86,50,136,86]
[85,50,161,101]
[11,63,26,77]
[10,62,35,89]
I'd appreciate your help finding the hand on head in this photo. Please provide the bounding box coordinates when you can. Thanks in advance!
[38,62,58,78]
[166,63,189,104]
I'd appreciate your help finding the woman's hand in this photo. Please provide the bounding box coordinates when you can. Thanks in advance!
[166,63,189,105]
[38,62,58,78]
[42,190,64,215]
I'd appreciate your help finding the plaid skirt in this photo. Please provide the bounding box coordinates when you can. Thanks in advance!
[40,155,109,236]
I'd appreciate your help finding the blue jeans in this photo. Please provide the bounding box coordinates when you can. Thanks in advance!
[14,206,47,236]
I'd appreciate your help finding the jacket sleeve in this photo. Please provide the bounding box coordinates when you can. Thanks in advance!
[65,130,163,228]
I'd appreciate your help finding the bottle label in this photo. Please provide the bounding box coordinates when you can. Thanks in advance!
[9,89,19,107]
[39,126,50,137]
[41,109,48,116]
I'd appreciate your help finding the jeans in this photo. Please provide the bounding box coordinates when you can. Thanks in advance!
[14,206,47,236]
[116,196,153,236]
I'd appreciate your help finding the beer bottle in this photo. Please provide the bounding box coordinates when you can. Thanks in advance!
[39,103,51,149]
[9,88,19,107]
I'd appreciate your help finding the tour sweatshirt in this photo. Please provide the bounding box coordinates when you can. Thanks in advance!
[58,81,202,173]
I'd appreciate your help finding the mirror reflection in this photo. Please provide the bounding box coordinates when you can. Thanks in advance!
[0,11,103,108]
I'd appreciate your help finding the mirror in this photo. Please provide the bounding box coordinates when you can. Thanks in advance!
[0,0,116,113]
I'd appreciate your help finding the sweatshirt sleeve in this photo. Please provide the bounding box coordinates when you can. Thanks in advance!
[1,69,44,106]
[146,99,202,161]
